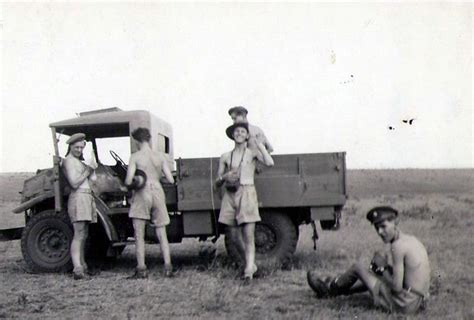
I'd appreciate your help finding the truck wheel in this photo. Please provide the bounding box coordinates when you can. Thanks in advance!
[21,210,73,272]
[225,211,298,269]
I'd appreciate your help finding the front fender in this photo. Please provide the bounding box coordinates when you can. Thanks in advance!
[12,191,55,214]
[94,196,119,242]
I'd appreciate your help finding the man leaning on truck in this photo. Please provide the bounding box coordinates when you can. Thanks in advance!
[125,127,175,279]
[215,122,274,282]
[62,133,98,280]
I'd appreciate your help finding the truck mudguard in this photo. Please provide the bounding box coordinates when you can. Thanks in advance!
[12,191,55,214]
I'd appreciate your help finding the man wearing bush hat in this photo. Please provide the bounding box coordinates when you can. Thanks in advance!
[228,106,273,153]
[215,121,274,282]
[62,133,98,279]
[307,206,431,314]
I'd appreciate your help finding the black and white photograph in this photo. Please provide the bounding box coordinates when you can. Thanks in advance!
[0,2,472,319]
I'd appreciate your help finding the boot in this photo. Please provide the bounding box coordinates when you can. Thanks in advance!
[164,264,176,278]
[307,271,331,298]
[127,267,148,279]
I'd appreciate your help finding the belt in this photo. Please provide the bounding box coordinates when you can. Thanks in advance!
[73,188,92,194]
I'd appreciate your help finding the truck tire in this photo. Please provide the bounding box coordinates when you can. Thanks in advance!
[225,211,298,269]
[21,210,73,272]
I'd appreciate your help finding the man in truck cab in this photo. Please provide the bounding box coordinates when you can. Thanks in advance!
[307,206,431,314]
[215,122,274,282]
[62,133,98,280]
[125,127,175,279]
[228,106,274,154]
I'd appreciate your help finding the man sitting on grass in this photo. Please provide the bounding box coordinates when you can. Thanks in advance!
[307,206,431,314]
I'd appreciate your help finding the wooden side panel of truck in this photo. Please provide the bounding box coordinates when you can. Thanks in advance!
[176,152,347,215]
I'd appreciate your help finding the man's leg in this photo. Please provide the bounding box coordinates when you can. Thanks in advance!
[242,222,257,277]
[132,218,147,271]
[79,222,89,271]
[155,226,172,268]
[308,262,378,297]
[71,222,87,276]
[327,262,376,295]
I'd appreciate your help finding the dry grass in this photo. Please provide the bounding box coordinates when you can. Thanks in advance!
[0,170,473,319]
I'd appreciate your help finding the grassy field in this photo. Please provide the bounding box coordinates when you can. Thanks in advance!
[0,169,473,319]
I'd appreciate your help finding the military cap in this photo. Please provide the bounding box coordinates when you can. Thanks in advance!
[366,206,398,225]
[228,106,248,116]
[226,122,249,140]
[66,133,86,145]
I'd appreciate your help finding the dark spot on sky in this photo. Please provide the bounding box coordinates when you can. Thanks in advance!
[402,118,416,125]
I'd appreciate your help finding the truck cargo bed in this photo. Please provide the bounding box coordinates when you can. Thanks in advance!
[176,152,346,212]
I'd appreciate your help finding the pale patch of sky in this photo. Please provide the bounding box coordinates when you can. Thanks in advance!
[1,2,472,172]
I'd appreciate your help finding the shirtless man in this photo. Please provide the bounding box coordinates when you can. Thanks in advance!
[307,206,431,314]
[228,106,273,153]
[215,122,274,281]
[62,133,98,280]
[125,128,175,279]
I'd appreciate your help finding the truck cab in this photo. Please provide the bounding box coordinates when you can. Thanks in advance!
[13,108,178,272]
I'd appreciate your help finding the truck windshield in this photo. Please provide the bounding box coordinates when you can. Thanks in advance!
[95,137,131,165]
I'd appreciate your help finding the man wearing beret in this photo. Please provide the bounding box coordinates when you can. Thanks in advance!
[215,122,274,282]
[125,128,175,279]
[62,133,98,279]
[228,106,274,154]
[307,206,431,314]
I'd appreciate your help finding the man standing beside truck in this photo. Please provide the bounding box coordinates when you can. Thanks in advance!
[307,206,431,314]
[62,133,98,280]
[215,122,274,281]
[125,127,175,279]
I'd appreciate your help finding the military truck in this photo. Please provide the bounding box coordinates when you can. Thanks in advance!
[3,108,347,272]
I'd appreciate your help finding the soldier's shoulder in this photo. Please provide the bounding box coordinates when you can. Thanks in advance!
[221,151,232,159]
[62,155,76,166]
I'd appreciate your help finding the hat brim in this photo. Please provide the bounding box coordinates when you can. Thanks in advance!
[225,123,249,140]
[133,169,147,190]
[66,133,86,145]
[228,106,248,115]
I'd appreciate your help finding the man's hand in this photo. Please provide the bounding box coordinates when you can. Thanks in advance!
[86,153,99,170]
[84,165,94,177]
[223,171,239,183]
[370,250,389,276]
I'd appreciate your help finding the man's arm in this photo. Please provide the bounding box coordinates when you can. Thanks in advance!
[254,139,274,167]
[385,245,405,293]
[161,155,175,184]
[63,158,91,189]
[124,155,137,186]
[214,155,227,188]
[261,131,274,153]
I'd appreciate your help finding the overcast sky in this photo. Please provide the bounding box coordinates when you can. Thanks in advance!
[1,2,472,172]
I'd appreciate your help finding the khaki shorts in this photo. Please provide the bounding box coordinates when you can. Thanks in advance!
[67,189,97,223]
[219,185,261,226]
[129,183,170,227]
[373,280,425,314]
